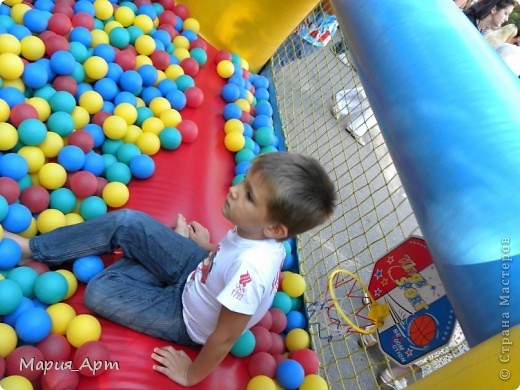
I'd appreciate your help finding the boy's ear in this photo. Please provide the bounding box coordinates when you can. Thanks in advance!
[264,223,289,240]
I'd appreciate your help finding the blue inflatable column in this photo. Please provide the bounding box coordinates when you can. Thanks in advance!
[333,0,520,347]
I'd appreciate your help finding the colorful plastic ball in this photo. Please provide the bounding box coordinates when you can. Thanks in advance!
[119,70,143,93]
[105,162,131,184]
[73,340,111,377]
[48,12,72,35]
[217,60,234,78]
[285,328,311,352]
[177,120,198,143]
[0,279,23,315]
[166,89,186,110]
[254,127,275,147]
[282,272,307,298]
[0,323,17,358]
[246,375,277,390]
[57,145,86,172]
[50,188,77,214]
[41,364,81,390]
[0,33,21,54]
[50,50,76,75]
[102,181,129,208]
[35,207,66,234]
[0,152,29,180]
[221,83,240,103]
[248,352,277,378]
[290,348,320,376]
[158,127,182,150]
[34,271,68,305]
[72,255,104,283]
[7,266,38,297]
[79,196,107,220]
[0,238,22,270]
[224,132,245,152]
[276,359,305,390]
[0,87,25,108]
[125,154,154,180]
[0,177,20,204]
[256,310,273,330]
[16,118,46,146]
[0,375,33,390]
[3,297,34,327]
[0,53,24,80]
[251,325,272,354]
[69,171,97,198]
[300,375,329,390]
[230,329,255,358]
[103,115,128,140]
[272,291,292,314]
[56,269,78,299]
[46,302,77,335]
[269,308,287,334]
[66,314,102,348]
[68,130,95,154]
[23,8,49,33]
[2,204,32,234]
[136,132,161,155]
[8,103,38,127]
[37,333,72,361]
[223,102,242,120]
[184,86,203,108]
[5,345,44,381]
[47,111,75,137]
[78,90,104,115]
[285,310,307,332]
[0,99,10,123]
[15,306,53,343]
[282,252,297,272]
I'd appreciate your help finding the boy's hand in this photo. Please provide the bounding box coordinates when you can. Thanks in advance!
[188,221,215,252]
[152,346,193,386]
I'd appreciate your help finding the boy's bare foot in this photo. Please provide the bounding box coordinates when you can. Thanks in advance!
[174,214,190,238]
[1,230,33,265]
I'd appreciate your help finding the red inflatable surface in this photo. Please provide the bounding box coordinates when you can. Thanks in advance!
[66,44,249,389]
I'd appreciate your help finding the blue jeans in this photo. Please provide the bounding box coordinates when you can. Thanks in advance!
[30,209,207,348]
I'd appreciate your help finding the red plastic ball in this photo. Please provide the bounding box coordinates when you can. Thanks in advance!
[134,0,151,6]
[157,24,178,41]
[0,356,5,378]
[52,4,74,18]
[256,310,273,330]
[20,185,51,214]
[45,34,70,56]
[177,120,199,143]
[91,111,111,126]
[269,308,287,333]
[173,4,189,19]
[272,353,287,365]
[71,12,94,30]
[5,345,45,381]
[158,10,176,25]
[214,49,232,64]
[9,103,39,127]
[37,334,73,361]
[41,364,80,390]
[268,332,286,355]
[241,111,253,125]
[0,177,21,203]
[73,341,111,377]
[289,348,320,375]
[68,130,94,153]
[53,75,78,95]
[48,13,72,35]
[156,0,175,10]
[184,87,204,108]
[190,38,208,50]
[70,171,98,198]
[115,50,136,71]
[251,326,272,354]
[180,57,199,77]
[247,352,277,378]
[150,50,171,71]
[95,177,108,197]
[26,259,51,275]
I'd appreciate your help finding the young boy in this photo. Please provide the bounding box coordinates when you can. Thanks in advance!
[6,152,336,386]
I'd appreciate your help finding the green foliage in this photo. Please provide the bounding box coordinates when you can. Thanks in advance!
[510,7,520,31]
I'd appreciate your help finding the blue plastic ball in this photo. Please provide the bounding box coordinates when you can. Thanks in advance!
[255,100,273,117]
[140,86,162,105]
[252,114,273,129]
[223,103,242,120]
[157,79,177,95]
[0,279,23,315]
[23,9,49,33]
[83,151,105,176]
[166,89,186,110]
[119,70,143,93]
[221,84,240,103]
[285,310,307,332]
[79,196,107,220]
[73,255,104,283]
[50,50,77,76]
[129,154,155,179]
[22,62,49,89]
[50,188,77,214]
[57,145,86,172]
[69,26,92,47]
[1,204,32,233]
[2,296,34,326]
[93,43,116,62]
[275,359,305,390]
[138,64,158,87]
[114,91,137,106]
[234,161,251,176]
[0,87,25,107]
[94,78,119,101]
[255,87,270,101]
[34,271,68,304]
[7,266,39,297]
[282,253,297,272]
[0,238,22,270]
[15,306,52,343]
[0,153,29,180]
[83,124,106,148]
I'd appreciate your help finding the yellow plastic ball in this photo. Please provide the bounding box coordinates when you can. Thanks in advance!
[39,132,64,158]
[136,132,161,155]
[91,29,110,46]
[217,60,235,78]
[241,58,250,71]
[102,182,129,208]
[135,54,152,68]
[285,328,311,352]
[136,97,145,108]
[114,103,138,125]
[83,56,108,80]
[0,323,17,358]
[0,98,10,122]
[78,91,102,115]
[0,273,3,281]
[103,115,128,139]
[18,146,46,173]
[149,97,171,117]
[4,0,24,5]
[173,47,190,62]
[20,35,45,61]
[160,109,182,127]
[2,78,25,92]
[55,269,78,300]
[300,375,329,390]
[141,117,165,135]
[10,3,32,24]
[46,302,77,335]
[65,213,84,226]
[246,90,255,104]
[0,122,18,150]
[164,64,184,80]
[93,0,114,20]
[37,209,67,234]
[71,106,90,129]
[235,98,251,113]
[282,272,307,298]
[246,375,277,390]
[104,20,123,33]
[27,97,51,121]
[155,70,167,85]
[123,124,142,144]
[173,35,190,50]
[0,33,21,54]
[0,375,33,390]
[182,18,200,33]
[114,5,135,27]
[0,53,24,80]
[66,314,102,348]
[19,218,38,239]
[224,118,244,134]
[224,132,246,152]
[38,163,67,190]
[135,34,156,56]
[133,14,154,34]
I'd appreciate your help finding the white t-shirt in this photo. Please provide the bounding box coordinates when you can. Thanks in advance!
[182,229,285,344]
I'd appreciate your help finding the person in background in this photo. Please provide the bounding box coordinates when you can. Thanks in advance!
[463,0,516,32]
